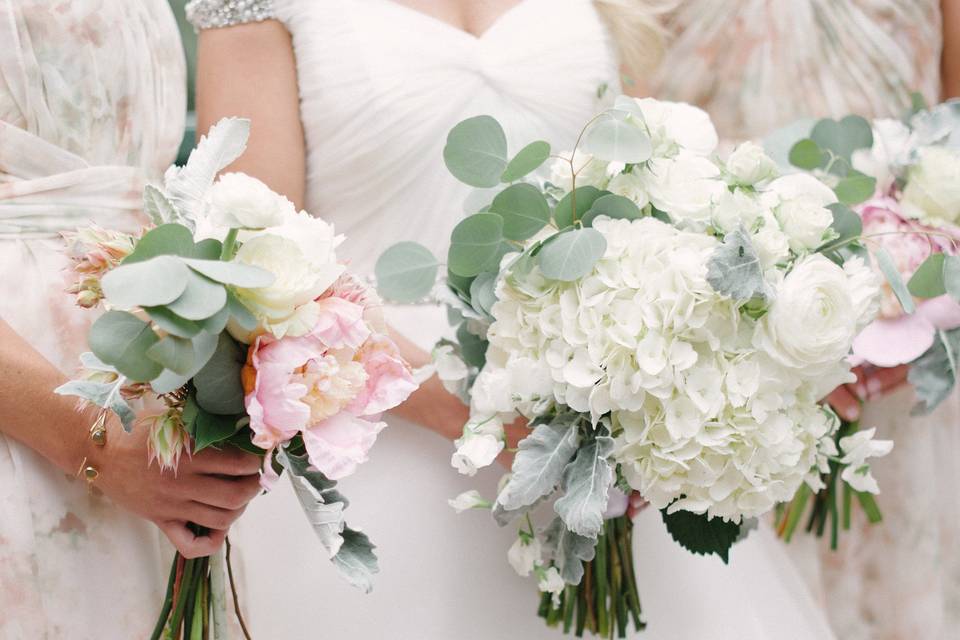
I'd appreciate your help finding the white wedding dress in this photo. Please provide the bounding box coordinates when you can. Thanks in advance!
[189,1,837,638]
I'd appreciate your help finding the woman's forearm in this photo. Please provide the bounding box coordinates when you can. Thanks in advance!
[944,0,960,98]
[0,319,92,475]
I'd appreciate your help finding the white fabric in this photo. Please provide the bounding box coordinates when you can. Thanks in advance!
[232,1,837,638]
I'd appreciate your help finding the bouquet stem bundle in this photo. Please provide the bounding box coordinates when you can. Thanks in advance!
[538,516,643,638]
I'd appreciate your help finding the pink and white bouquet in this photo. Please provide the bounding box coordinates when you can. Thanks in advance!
[58,118,416,638]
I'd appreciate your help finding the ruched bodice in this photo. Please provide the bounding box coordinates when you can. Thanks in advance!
[274,0,620,275]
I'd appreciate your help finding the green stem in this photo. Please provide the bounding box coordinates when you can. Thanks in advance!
[563,585,576,634]
[150,557,179,640]
[166,557,196,637]
[842,482,853,530]
[595,528,609,637]
[617,518,643,630]
[857,491,883,523]
[190,570,206,640]
[220,229,239,260]
[828,469,840,550]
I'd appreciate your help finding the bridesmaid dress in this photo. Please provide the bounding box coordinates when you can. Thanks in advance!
[188,1,836,638]
[0,2,186,638]
[650,2,959,639]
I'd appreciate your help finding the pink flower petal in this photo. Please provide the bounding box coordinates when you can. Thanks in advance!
[309,297,371,350]
[348,335,418,416]
[303,413,386,480]
[916,295,960,330]
[853,314,936,367]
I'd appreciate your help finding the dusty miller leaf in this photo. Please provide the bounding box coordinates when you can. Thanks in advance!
[54,377,137,432]
[554,435,614,538]
[495,418,580,512]
[544,517,597,585]
[706,228,770,302]
[908,328,960,415]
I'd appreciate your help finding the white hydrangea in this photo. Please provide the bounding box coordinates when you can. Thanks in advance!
[548,150,611,192]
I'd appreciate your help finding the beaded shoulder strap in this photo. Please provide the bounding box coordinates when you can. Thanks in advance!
[185,0,276,29]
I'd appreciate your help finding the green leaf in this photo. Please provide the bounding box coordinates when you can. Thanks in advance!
[89,311,161,382]
[908,328,960,415]
[468,271,497,317]
[490,183,551,241]
[123,223,197,263]
[496,419,579,511]
[581,110,652,163]
[144,306,202,339]
[788,139,825,170]
[182,259,275,288]
[143,184,180,226]
[333,527,379,594]
[554,186,604,229]
[193,333,246,415]
[447,213,505,277]
[501,140,551,182]
[706,228,770,302]
[834,171,877,205]
[192,238,223,260]
[538,228,607,282]
[942,255,960,303]
[811,115,874,164]
[581,193,642,227]
[375,242,439,303]
[54,378,137,432]
[198,304,230,334]
[875,247,916,314]
[443,115,509,188]
[456,322,488,369]
[554,435,615,538]
[907,253,947,298]
[193,408,243,453]
[544,517,596,585]
[166,270,227,320]
[660,508,741,564]
[226,290,258,331]
[146,335,195,376]
[100,255,191,309]
[149,331,219,394]
[818,203,863,252]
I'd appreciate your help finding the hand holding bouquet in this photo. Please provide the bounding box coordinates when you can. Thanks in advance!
[59,119,417,638]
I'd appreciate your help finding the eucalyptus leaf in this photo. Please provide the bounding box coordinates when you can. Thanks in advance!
[490,184,550,241]
[538,228,606,282]
[101,255,190,309]
[166,270,228,320]
[143,184,180,226]
[227,290,258,331]
[908,328,960,415]
[198,304,230,334]
[908,253,947,298]
[581,110,652,163]
[144,306,202,338]
[554,186,604,229]
[443,115,509,188]
[456,322,488,369]
[150,370,191,395]
[496,419,579,511]
[788,139,825,170]
[89,311,161,382]
[818,203,863,252]
[834,171,877,206]
[660,508,741,564]
[554,435,614,538]
[123,223,196,263]
[811,115,874,164]
[375,242,439,303]
[54,378,137,432]
[193,238,224,260]
[581,193,642,227]
[942,255,960,303]
[149,330,219,394]
[544,517,597,585]
[146,335,195,376]
[501,140,551,183]
[875,247,916,313]
[182,259,275,288]
[469,271,498,317]
[194,333,246,415]
[447,213,505,277]
[706,228,770,302]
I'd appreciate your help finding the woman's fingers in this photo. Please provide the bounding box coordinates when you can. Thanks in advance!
[827,385,861,421]
[157,521,228,559]
[177,501,247,532]
[182,473,262,511]
[187,446,262,477]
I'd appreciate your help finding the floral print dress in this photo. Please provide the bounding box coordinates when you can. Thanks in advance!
[650,2,958,639]
[0,2,186,638]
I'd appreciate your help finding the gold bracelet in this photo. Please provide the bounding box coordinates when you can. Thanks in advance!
[89,412,107,447]
[76,457,99,485]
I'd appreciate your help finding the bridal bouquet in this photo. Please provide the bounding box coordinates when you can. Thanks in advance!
[58,118,416,639]
[374,96,915,637]
[774,99,960,545]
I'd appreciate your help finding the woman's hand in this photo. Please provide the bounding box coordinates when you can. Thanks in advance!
[87,417,262,558]
[827,364,911,421]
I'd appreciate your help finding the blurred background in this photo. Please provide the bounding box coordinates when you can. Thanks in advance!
[169,0,198,164]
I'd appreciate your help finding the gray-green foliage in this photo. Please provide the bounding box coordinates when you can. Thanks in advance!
[554,434,615,538]
[909,328,960,415]
[538,228,607,282]
[443,115,509,188]
[375,242,439,303]
[706,228,770,303]
[496,418,580,512]
[544,517,597,585]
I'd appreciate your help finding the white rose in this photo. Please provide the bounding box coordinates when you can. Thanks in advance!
[642,153,725,223]
[767,174,836,252]
[851,118,913,191]
[839,427,893,494]
[507,536,542,577]
[711,188,767,233]
[433,344,470,394]
[755,254,864,375]
[606,171,649,207]
[537,567,565,605]
[451,416,504,476]
[448,490,491,514]
[206,172,295,230]
[902,146,960,224]
[725,142,779,186]
[751,226,791,268]
[549,150,609,192]
[632,98,718,157]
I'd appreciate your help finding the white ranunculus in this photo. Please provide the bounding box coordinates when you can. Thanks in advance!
[606,170,649,207]
[632,98,718,157]
[766,174,836,252]
[751,226,791,268]
[433,344,470,394]
[206,172,295,230]
[643,153,725,223]
[711,188,767,233]
[448,490,491,514]
[537,567,565,605]
[725,142,779,186]
[451,416,504,476]
[507,536,542,577]
[839,427,894,494]
[256,209,344,273]
[548,150,609,192]
[902,146,960,225]
[755,254,869,375]
[851,118,913,191]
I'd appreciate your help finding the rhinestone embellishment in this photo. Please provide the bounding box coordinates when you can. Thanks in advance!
[185,0,276,30]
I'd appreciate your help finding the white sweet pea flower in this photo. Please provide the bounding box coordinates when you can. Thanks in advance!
[725,142,779,186]
[508,535,542,577]
[537,567,565,605]
[643,152,725,224]
[766,174,836,252]
[548,150,610,191]
[839,427,894,494]
[448,490,491,514]
[606,170,649,207]
[451,416,505,476]
[470,365,515,416]
[631,98,718,157]
[205,172,295,230]
[433,344,470,394]
[902,146,960,225]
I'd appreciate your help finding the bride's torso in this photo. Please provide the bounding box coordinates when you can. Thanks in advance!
[273,0,620,276]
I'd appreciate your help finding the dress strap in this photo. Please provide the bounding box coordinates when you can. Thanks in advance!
[185,0,277,30]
